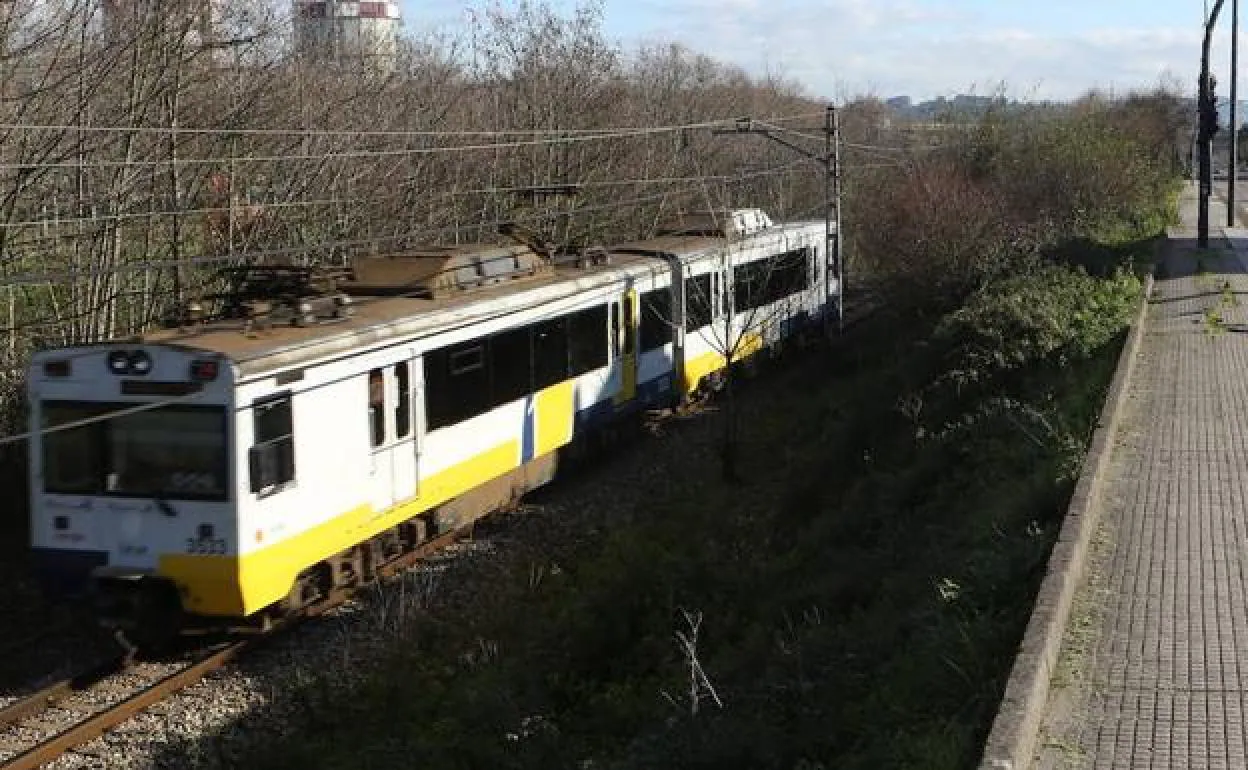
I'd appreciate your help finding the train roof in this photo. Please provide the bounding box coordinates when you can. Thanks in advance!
[41,220,823,380]
[142,233,726,378]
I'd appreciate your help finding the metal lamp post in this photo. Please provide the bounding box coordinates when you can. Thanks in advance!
[1201,0,1228,247]
[1231,0,1240,226]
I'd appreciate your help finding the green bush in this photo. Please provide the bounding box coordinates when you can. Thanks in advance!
[933,263,1142,386]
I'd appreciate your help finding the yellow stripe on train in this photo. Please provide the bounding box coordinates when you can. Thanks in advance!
[681,332,763,396]
[160,381,579,617]
[159,342,772,617]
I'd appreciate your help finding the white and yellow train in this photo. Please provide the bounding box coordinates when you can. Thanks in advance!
[27,209,836,640]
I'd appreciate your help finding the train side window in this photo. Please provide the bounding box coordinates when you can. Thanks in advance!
[250,393,295,493]
[424,349,451,431]
[610,302,622,358]
[622,297,635,355]
[763,256,783,305]
[450,345,484,375]
[425,342,490,430]
[395,362,411,439]
[734,259,763,312]
[684,273,711,329]
[569,305,608,375]
[490,327,532,407]
[368,368,385,448]
[640,289,672,351]
[533,317,569,389]
[769,249,812,300]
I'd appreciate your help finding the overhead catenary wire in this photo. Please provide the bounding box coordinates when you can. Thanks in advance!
[0,115,835,173]
[3,204,809,335]
[0,162,813,287]
[0,111,829,140]
[0,162,810,232]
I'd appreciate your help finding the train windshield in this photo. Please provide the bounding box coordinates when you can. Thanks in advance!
[41,402,229,501]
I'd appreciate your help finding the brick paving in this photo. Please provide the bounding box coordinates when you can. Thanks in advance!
[1035,186,1248,769]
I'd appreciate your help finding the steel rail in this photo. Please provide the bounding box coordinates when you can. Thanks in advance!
[0,526,471,768]
[0,653,131,733]
[0,642,246,770]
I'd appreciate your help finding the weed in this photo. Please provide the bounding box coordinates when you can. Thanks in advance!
[1204,307,1228,336]
[1222,281,1240,309]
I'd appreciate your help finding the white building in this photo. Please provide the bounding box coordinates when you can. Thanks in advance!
[293,1,401,73]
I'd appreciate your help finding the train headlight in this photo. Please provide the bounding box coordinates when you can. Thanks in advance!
[129,351,153,375]
[107,351,131,374]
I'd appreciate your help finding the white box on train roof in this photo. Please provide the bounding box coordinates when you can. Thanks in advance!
[657,208,774,240]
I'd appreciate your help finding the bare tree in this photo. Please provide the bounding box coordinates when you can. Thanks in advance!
[678,224,818,481]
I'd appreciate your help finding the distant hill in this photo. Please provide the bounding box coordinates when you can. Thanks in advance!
[884,94,1022,120]
[885,93,1204,125]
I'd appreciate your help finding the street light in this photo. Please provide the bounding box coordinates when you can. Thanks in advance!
[1230,0,1239,226]
[1201,0,1229,247]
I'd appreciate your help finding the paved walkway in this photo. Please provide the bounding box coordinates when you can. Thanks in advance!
[1035,186,1248,768]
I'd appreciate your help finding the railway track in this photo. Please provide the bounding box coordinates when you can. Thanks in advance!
[0,526,467,769]
[0,643,244,770]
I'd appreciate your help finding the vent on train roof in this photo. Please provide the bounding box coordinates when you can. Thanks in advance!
[341,243,552,299]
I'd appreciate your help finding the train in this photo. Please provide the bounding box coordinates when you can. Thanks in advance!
[27,208,837,645]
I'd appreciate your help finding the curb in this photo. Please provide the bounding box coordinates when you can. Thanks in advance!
[976,266,1156,770]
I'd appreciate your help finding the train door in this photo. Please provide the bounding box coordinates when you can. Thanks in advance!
[391,355,420,502]
[613,289,638,406]
[713,267,731,347]
[367,353,420,513]
[669,279,686,390]
[367,367,393,512]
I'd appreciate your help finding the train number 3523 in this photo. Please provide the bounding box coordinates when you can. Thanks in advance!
[185,537,227,555]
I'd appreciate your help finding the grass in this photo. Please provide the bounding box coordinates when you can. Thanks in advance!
[208,254,1145,770]
[1049,520,1114,692]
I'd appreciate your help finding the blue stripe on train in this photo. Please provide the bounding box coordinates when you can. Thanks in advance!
[570,306,821,434]
[522,393,536,463]
[574,373,677,432]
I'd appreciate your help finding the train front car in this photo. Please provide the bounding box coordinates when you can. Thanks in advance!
[28,343,236,644]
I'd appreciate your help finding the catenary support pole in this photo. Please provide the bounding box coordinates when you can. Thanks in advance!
[831,106,843,334]
[712,107,843,333]
[824,107,834,338]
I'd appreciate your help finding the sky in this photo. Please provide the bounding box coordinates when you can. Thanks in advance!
[394,0,1230,103]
